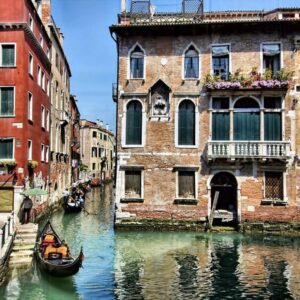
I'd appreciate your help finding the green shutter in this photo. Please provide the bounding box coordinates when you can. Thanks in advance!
[264,112,282,141]
[126,101,142,145]
[179,101,195,145]
[2,45,15,66]
[212,112,229,140]
[234,112,260,140]
[1,88,14,116]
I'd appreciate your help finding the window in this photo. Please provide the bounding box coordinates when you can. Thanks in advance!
[0,87,14,116]
[262,43,281,74]
[41,105,45,128]
[265,172,283,200]
[212,97,230,140]
[41,71,45,90]
[178,171,195,199]
[41,144,44,162]
[234,98,260,140]
[91,147,97,157]
[212,45,230,80]
[46,79,50,96]
[0,138,13,159]
[29,14,33,31]
[37,66,41,86]
[55,53,59,69]
[125,170,141,198]
[92,163,96,170]
[126,100,142,145]
[130,45,144,79]
[28,92,33,121]
[40,35,43,48]
[92,131,97,138]
[264,97,282,141]
[46,110,50,131]
[104,134,107,141]
[184,45,199,79]
[0,44,15,67]
[28,140,32,160]
[28,53,33,75]
[45,146,49,163]
[178,100,195,146]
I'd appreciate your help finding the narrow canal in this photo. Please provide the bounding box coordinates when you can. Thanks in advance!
[1,184,300,299]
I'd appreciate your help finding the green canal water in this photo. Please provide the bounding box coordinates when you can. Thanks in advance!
[1,184,300,300]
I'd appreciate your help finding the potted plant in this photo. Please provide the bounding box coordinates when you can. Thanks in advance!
[28,160,38,170]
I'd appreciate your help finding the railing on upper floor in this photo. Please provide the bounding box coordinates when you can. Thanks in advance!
[207,141,291,160]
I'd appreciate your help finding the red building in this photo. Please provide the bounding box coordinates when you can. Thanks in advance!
[0,0,51,217]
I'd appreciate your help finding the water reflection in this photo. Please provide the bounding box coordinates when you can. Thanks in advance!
[115,233,300,300]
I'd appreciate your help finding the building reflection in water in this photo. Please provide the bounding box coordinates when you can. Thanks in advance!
[114,233,300,299]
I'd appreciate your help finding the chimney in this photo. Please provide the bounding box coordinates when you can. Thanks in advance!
[41,0,51,24]
[121,0,126,14]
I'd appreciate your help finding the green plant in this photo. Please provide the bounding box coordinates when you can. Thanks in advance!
[28,160,38,169]
[0,160,17,168]
[79,163,88,171]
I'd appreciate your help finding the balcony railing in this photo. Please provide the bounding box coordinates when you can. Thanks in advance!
[207,141,290,160]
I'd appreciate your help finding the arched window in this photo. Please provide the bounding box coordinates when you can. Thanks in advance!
[234,98,260,140]
[184,45,199,79]
[130,45,144,79]
[126,101,142,145]
[178,100,195,145]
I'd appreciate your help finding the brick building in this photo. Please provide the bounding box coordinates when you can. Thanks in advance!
[110,0,300,230]
[80,120,115,185]
[0,0,51,218]
[37,0,73,204]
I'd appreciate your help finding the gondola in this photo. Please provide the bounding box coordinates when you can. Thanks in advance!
[63,201,83,213]
[35,220,84,277]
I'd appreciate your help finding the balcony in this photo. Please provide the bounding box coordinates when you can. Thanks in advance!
[60,111,69,126]
[207,141,290,161]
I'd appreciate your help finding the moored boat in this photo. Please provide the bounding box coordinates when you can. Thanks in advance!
[35,220,84,277]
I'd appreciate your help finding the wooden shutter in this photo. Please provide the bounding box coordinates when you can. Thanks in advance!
[234,112,260,140]
[212,112,229,140]
[126,101,142,145]
[264,113,282,141]
[178,101,195,145]
[0,189,13,212]
[125,171,141,198]
[178,171,195,198]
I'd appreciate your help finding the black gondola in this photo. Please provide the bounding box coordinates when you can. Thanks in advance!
[35,220,84,277]
[63,201,83,213]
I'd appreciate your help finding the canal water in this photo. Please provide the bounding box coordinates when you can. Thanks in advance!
[1,184,300,300]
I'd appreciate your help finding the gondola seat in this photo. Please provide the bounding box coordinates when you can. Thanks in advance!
[44,245,69,259]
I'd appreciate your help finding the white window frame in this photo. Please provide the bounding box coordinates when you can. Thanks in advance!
[46,109,50,131]
[210,43,231,78]
[46,79,50,96]
[41,144,44,162]
[175,98,199,148]
[37,65,41,86]
[40,35,43,49]
[45,145,49,163]
[28,92,33,121]
[263,170,287,202]
[127,42,146,80]
[182,42,201,80]
[41,105,45,128]
[260,42,283,74]
[29,14,33,31]
[41,71,45,91]
[0,43,17,67]
[0,137,15,160]
[28,52,33,76]
[28,139,32,160]
[0,86,15,117]
[121,98,146,148]
[176,169,198,200]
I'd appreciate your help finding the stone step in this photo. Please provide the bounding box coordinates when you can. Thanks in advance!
[14,238,36,246]
[16,225,38,234]
[10,250,34,258]
[9,257,33,266]
[12,244,36,251]
[15,233,37,240]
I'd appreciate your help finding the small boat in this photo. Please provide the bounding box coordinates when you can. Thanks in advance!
[35,220,84,277]
[63,201,83,213]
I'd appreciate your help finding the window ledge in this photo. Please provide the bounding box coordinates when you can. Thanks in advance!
[0,66,16,68]
[273,200,288,206]
[0,115,15,118]
[261,199,273,205]
[174,198,198,205]
[122,145,144,148]
[120,198,144,203]
[175,145,198,149]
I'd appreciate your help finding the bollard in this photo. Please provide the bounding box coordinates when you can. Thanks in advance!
[10,212,14,234]
[7,217,11,236]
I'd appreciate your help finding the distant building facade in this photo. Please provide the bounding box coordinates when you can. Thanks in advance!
[80,120,115,185]
[0,0,51,218]
[111,1,300,230]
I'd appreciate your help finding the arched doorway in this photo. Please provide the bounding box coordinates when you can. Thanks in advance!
[210,172,237,224]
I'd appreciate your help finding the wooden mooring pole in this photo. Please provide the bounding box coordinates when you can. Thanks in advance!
[206,191,219,232]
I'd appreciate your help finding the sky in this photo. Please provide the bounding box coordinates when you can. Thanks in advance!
[52,0,300,133]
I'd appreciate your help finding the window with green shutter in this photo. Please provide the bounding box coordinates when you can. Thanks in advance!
[264,97,282,141]
[0,87,14,116]
[126,100,142,145]
[0,139,13,159]
[212,97,229,140]
[234,98,260,141]
[178,100,195,145]
[1,44,15,66]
